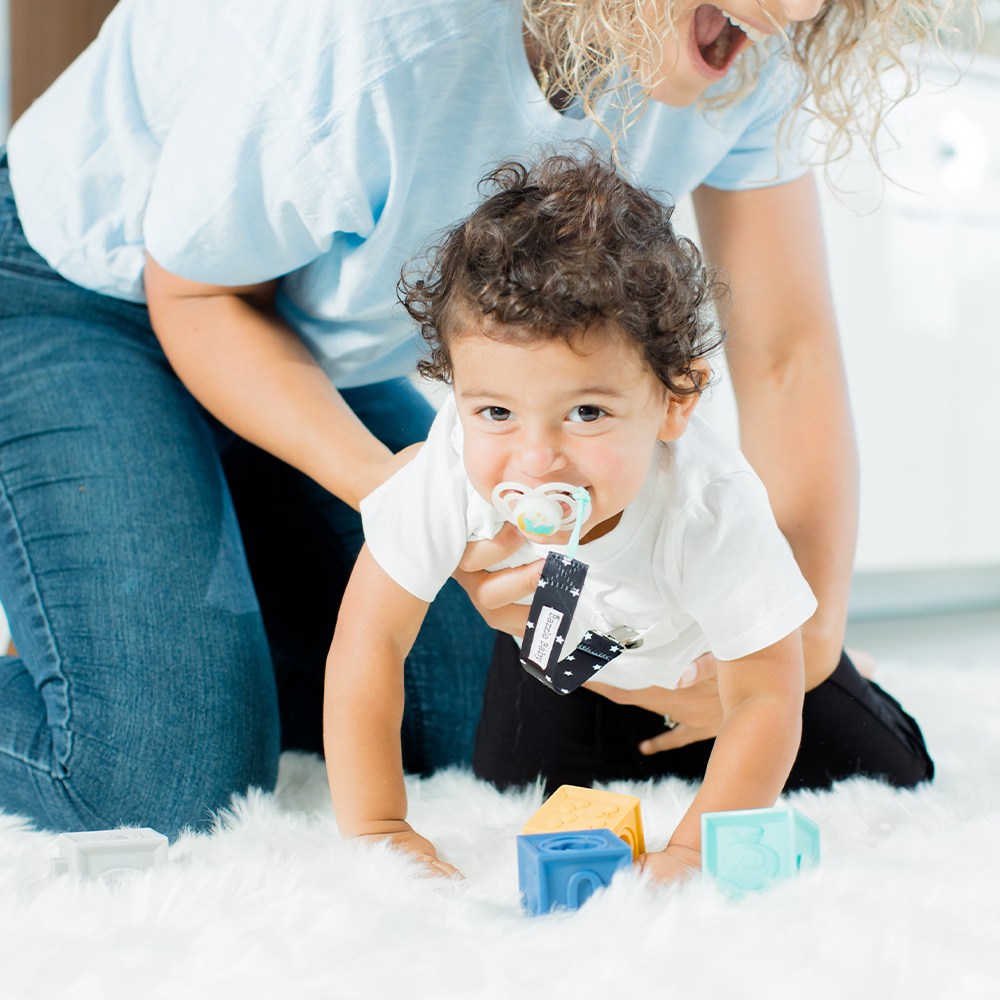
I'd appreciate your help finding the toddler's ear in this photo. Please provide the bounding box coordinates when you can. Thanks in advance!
[658,361,709,443]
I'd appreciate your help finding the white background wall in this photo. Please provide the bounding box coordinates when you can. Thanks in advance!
[826,59,1000,570]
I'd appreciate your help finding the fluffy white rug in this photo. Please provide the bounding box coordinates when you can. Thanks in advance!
[1,660,998,1000]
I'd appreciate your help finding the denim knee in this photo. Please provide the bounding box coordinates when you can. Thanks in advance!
[0,630,281,840]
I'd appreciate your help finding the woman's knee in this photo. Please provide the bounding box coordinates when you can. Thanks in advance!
[52,696,280,839]
[1,625,280,839]
[118,631,282,835]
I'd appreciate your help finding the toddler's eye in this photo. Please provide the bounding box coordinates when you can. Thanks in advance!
[480,406,512,422]
[568,405,606,423]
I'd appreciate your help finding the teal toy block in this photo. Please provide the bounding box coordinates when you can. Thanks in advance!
[518,829,631,915]
[702,807,820,895]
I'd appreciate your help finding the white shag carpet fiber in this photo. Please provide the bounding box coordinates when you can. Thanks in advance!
[1,660,999,1000]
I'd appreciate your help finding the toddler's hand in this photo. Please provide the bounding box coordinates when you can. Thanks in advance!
[358,826,463,880]
[453,523,542,636]
[637,844,702,884]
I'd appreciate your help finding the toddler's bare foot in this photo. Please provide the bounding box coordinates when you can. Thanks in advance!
[847,647,876,678]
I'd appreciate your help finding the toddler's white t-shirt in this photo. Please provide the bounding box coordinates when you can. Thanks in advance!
[361,397,817,690]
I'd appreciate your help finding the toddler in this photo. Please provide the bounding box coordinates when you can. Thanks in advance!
[325,151,816,881]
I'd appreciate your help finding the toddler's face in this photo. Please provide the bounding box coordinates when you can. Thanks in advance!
[451,322,692,546]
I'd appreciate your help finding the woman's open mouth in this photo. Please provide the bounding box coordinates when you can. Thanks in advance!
[691,5,758,76]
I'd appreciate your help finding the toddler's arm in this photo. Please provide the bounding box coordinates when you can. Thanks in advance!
[324,545,459,877]
[640,630,805,882]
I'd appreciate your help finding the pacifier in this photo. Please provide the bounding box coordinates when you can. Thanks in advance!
[491,482,592,538]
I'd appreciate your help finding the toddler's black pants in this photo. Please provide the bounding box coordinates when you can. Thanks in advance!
[473,634,934,794]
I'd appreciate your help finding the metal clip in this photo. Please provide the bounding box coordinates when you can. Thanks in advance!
[606,626,643,650]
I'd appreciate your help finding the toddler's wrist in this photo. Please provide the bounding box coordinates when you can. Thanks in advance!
[343,818,413,840]
[665,842,702,870]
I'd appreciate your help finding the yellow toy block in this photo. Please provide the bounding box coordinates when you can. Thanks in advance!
[522,785,645,859]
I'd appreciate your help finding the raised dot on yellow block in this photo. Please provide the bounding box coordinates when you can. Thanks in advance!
[521,785,645,859]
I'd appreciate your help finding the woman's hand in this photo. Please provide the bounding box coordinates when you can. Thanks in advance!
[357,824,463,879]
[586,651,724,753]
[637,844,701,884]
[452,524,543,635]
[587,644,874,757]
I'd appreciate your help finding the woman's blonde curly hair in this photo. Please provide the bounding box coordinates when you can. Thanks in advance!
[522,0,977,169]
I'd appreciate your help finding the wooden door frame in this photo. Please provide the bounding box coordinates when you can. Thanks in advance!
[9,0,118,124]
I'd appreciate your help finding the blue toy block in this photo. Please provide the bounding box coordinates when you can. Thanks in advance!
[518,829,632,915]
[702,807,820,895]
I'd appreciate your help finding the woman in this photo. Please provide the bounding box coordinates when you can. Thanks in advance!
[0,0,955,836]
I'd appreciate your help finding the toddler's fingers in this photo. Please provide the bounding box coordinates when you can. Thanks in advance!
[470,603,531,637]
[454,560,543,613]
[424,858,464,880]
[457,523,528,573]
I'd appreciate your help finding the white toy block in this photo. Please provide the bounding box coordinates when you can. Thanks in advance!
[50,828,168,879]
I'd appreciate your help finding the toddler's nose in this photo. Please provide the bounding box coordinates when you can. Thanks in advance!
[518,435,567,480]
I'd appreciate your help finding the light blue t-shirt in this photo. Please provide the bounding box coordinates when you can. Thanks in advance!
[7,0,806,388]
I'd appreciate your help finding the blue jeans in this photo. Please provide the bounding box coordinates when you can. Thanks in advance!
[0,152,493,838]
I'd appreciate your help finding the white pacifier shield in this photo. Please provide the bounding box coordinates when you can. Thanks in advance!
[491,482,591,537]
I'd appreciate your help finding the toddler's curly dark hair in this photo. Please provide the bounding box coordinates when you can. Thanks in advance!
[399,149,727,397]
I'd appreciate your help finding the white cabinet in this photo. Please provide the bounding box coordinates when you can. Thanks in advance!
[821,55,1000,571]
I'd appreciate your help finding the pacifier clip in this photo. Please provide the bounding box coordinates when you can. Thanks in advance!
[515,488,629,695]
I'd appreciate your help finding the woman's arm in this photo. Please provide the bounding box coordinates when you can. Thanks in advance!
[144,254,412,510]
[639,630,805,881]
[324,545,460,877]
[693,173,858,690]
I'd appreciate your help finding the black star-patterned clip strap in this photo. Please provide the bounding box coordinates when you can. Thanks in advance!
[520,628,628,695]
[518,551,629,696]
